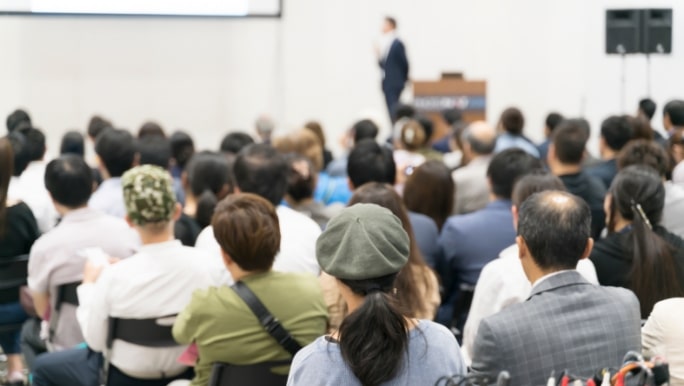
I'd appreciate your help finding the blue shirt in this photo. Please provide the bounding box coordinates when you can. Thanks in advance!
[408,211,440,269]
[494,133,540,158]
[314,172,352,205]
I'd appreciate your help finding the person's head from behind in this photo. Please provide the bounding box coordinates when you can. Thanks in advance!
[137,121,166,139]
[352,119,379,145]
[122,165,180,237]
[7,131,31,177]
[18,126,46,162]
[638,98,657,122]
[255,115,275,142]
[517,191,592,281]
[511,171,566,229]
[628,115,654,141]
[397,119,427,151]
[169,131,195,172]
[284,154,317,205]
[87,115,113,142]
[403,160,454,230]
[45,155,94,214]
[347,139,396,189]
[382,16,397,34]
[273,128,324,172]
[599,115,633,158]
[669,132,684,165]
[663,99,684,131]
[461,121,496,160]
[95,128,136,179]
[617,139,670,179]
[6,109,31,133]
[304,121,327,148]
[415,116,434,145]
[233,144,288,206]
[442,108,463,127]
[137,136,171,169]
[212,193,280,274]
[548,119,589,168]
[220,132,255,155]
[487,148,543,201]
[185,151,233,228]
[395,104,415,121]
[499,107,525,135]
[60,131,85,157]
[0,138,14,235]
[606,165,683,315]
[316,203,409,386]
[544,112,564,138]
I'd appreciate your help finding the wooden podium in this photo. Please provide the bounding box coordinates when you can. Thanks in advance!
[413,73,487,140]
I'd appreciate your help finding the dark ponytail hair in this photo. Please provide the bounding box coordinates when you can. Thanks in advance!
[186,151,233,228]
[338,273,409,386]
[608,165,684,316]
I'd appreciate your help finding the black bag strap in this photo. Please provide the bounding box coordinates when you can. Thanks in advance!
[231,281,302,356]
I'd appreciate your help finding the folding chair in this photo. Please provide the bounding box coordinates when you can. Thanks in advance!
[48,281,81,342]
[0,255,29,334]
[209,360,291,386]
[449,283,476,342]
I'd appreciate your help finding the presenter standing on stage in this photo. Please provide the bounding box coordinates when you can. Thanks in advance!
[376,16,409,123]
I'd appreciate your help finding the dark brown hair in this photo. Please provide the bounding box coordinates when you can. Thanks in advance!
[349,182,436,319]
[500,107,525,135]
[403,160,454,230]
[617,139,670,178]
[0,138,14,236]
[212,193,281,272]
[512,171,566,207]
[137,121,166,139]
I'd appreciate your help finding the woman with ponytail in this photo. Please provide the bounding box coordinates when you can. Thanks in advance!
[288,204,465,386]
[174,151,232,246]
[591,165,684,318]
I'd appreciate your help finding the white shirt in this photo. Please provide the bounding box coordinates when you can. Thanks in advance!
[663,182,684,239]
[89,178,126,219]
[461,243,598,365]
[29,207,139,350]
[642,298,684,386]
[195,205,322,281]
[9,161,59,232]
[76,240,218,379]
[673,162,684,185]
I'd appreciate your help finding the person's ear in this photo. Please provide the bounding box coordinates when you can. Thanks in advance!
[579,238,594,261]
[220,249,234,268]
[181,171,189,190]
[172,203,182,221]
[511,205,519,229]
[516,235,528,261]
[347,178,355,192]
[547,143,556,164]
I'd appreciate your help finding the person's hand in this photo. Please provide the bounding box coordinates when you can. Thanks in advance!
[82,257,120,284]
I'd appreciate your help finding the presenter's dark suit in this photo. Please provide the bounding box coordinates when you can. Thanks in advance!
[470,271,641,386]
[380,38,409,122]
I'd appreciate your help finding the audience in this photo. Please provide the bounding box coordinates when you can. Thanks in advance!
[537,112,564,162]
[432,107,464,154]
[325,118,379,178]
[59,131,85,157]
[0,136,40,386]
[494,107,540,157]
[451,121,497,215]
[85,115,112,144]
[462,171,599,364]
[393,119,428,177]
[470,191,642,385]
[32,165,218,386]
[547,119,607,238]
[137,135,172,169]
[195,144,322,278]
[590,165,684,318]
[663,99,684,137]
[304,120,334,169]
[403,160,454,231]
[254,114,275,144]
[283,154,337,229]
[28,155,138,351]
[347,139,441,269]
[169,130,195,180]
[618,139,684,238]
[637,98,667,145]
[414,115,443,161]
[89,128,137,218]
[172,193,327,386]
[437,148,542,325]
[6,109,31,133]
[288,204,466,385]
[587,115,633,188]
[219,132,255,155]
[137,121,166,139]
[642,298,684,386]
[670,132,684,184]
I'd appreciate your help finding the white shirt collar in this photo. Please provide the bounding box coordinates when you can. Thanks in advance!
[530,269,575,292]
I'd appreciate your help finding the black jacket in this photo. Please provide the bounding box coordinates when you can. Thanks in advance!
[380,39,409,92]
[560,171,607,239]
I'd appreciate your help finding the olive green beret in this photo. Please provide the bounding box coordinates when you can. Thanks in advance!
[122,165,176,225]
[316,203,409,280]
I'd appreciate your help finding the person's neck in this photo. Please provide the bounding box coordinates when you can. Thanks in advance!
[284,196,313,208]
[228,266,269,282]
[550,162,582,176]
[183,194,197,217]
[138,231,174,245]
[612,217,632,233]
[600,149,617,161]
[56,204,88,217]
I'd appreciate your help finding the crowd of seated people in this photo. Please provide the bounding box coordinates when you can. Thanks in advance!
[1,99,684,386]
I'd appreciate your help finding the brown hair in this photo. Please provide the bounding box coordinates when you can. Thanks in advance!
[304,121,326,147]
[349,182,437,318]
[0,138,14,236]
[273,128,323,172]
[618,139,671,178]
[500,107,525,135]
[399,120,427,151]
[212,193,281,272]
[629,115,654,141]
[403,160,454,230]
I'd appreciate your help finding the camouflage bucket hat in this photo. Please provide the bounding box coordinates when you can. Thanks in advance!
[122,165,176,225]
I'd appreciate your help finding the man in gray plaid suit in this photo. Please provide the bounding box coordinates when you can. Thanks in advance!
[470,191,641,385]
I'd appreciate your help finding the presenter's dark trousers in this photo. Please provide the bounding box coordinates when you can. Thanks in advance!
[32,347,193,386]
[383,86,403,123]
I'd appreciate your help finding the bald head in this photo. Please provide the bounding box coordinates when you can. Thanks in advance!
[462,121,496,155]
[518,191,592,271]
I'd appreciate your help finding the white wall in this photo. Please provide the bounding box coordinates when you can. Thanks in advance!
[1,0,683,157]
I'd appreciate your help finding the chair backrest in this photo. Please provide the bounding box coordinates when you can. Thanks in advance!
[209,360,291,386]
[106,315,179,349]
[55,281,81,310]
[450,283,476,341]
[0,254,29,304]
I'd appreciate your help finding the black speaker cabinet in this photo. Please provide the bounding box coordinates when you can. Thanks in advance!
[606,9,642,54]
[643,9,672,54]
